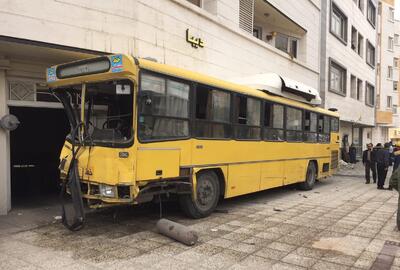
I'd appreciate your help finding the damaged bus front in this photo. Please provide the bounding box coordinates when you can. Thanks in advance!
[47,55,141,230]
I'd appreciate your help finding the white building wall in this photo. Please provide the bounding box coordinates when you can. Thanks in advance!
[0,0,320,87]
[324,0,377,127]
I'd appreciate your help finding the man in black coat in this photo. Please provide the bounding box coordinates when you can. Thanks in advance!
[362,143,376,184]
[375,143,390,189]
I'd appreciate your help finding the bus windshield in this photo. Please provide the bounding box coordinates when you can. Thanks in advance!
[56,79,134,146]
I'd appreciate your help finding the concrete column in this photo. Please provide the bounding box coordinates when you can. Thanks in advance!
[0,63,11,215]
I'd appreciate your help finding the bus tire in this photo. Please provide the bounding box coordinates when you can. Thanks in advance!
[298,162,316,191]
[179,170,220,219]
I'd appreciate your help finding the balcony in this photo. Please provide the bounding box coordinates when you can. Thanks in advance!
[252,0,307,60]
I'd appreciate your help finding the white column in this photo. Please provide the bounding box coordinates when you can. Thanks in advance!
[0,63,11,215]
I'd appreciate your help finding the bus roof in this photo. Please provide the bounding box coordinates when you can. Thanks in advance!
[137,58,338,117]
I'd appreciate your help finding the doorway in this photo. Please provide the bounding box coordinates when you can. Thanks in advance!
[9,106,69,208]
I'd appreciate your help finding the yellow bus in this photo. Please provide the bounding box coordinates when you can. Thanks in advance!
[47,54,339,230]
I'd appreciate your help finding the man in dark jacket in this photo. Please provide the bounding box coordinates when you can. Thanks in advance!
[375,143,390,189]
[362,143,376,184]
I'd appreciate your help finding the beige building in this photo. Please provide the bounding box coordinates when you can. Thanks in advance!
[375,0,400,144]
[0,0,322,214]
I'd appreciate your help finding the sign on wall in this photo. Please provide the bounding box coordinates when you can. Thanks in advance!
[186,29,205,48]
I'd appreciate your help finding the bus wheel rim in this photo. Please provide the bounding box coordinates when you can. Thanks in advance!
[196,178,215,210]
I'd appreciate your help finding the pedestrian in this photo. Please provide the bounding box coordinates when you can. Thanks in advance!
[362,143,376,184]
[375,143,390,189]
[393,147,400,172]
[349,144,357,164]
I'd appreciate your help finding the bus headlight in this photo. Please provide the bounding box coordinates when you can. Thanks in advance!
[99,185,115,198]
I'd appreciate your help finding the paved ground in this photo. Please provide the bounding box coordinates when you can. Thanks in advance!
[1,164,400,270]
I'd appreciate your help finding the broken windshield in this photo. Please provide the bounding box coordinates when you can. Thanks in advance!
[55,79,134,147]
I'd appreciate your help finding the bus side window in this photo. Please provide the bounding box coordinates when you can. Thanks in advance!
[317,114,330,143]
[195,86,231,139]
[138,73,190,141]
[330,117,339,132]
[304,111,317,143]
[264,103,285,141]
[234,96,261,140]
[286,107,303,142]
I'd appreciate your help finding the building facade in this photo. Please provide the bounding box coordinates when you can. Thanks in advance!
[0,0,322,214]
[375,0,400,144]
[320,0,378,157]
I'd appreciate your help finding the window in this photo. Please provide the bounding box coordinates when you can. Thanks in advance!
[365,82,375,106]
[366,40,375,67]
[253,26,262,40]
[329,59,347,95]
[139,73,190,140]
[275,33,298,58]
[264,103,285,141]
[387,96,393,108]
[357,79,363,100]
[388,66,393,79]
[186,0,201,7]
[389,7,395,21]
[389,37,394,51]
[318,115,330,143]
[286,107,303,142]
[357,33,364,56]
[331,117,339,132]
[395,34,399,45]
[395,58,399,68]
[195,86,231,139]
[304,111,318,142]
[331,3,348,43]
[234,96,261,140]
[350,75,357,99]
[359,0,364,12]
[351,27,357,51]
[394,105,398,114]
[367,0,376,27]
[394,81,398,91]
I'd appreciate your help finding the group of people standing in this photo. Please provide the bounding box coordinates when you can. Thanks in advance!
[362,142,400,189]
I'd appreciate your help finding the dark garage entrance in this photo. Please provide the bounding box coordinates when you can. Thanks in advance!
[9,106,69,208]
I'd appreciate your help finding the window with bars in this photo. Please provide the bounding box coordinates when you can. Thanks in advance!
[8,80,57,103]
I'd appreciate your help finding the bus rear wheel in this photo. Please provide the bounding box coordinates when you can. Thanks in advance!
[179,170,220,219]
[298,162,316,191]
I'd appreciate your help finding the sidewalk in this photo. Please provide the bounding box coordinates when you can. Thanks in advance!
[0,172,399,270]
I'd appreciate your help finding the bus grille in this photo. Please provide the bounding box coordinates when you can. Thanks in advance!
[331,150,339,169]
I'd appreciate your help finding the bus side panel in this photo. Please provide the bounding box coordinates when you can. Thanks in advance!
[226,163,260,198]
[260,161,284,190]
[284,159,307,185]
[136,149,180,180]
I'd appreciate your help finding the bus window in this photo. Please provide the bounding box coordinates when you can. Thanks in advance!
[331,117,339,132]
[234,96,261,140]
[264,103,285,141]
[138,73,190,140]
[195,87,231,138]
[304,111,317,142]
[286,107,303,142]
[318,114,330,143]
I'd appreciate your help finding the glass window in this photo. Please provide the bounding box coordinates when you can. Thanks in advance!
[365,83,375,106]
[367,0,376,26]
[366,41,375,67]
[318,115,330,143]
[275,34,298,58]
[388,66,393,79]
[264,103,285,141]
[331,117,339,132]
[331,3,348,41]
[286,107,302,142]
[235,96,261,140]
[139,73,190,140]
[195,86,231,138]
[389,37,394,51]
[304,111,318,142]
[394,81,398,91]
[329,60,347,94]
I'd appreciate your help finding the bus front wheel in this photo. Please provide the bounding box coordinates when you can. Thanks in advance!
[298,162,316,191]
[179,170,220,219]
